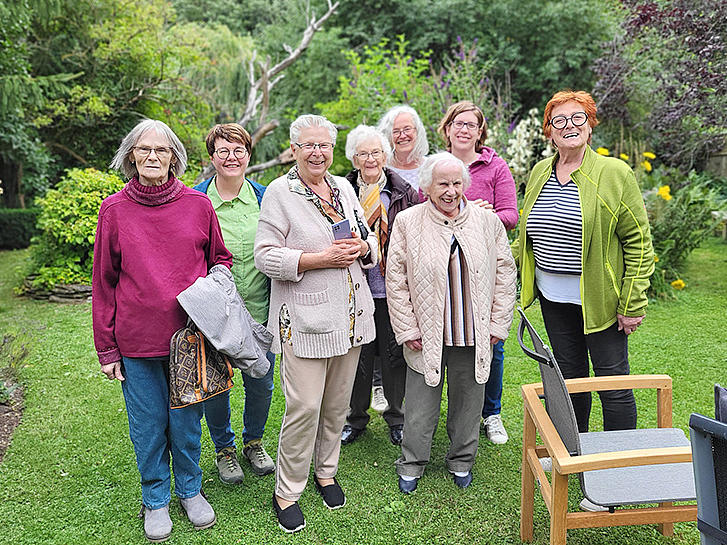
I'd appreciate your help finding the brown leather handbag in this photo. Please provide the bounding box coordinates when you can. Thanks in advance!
[169,324,234,409]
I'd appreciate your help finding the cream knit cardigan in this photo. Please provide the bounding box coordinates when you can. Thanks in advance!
[386,200,517,387]
[254,173,377,358]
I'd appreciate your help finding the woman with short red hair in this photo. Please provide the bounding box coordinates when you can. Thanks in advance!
[512,91,654,511]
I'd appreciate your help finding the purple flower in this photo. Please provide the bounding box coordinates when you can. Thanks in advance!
[406,57,412,65]
[391,89,396,95]
[457,51,465,60]
[403,90,408,100]
[456,35,462,43]
[385,63,391,69]
[508,120,517,133]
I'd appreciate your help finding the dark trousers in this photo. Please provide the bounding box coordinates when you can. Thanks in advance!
[347,298,406,430]
[539,296,637,433]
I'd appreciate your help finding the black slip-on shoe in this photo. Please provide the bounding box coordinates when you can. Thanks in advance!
[313,475,346,509]
[272,494,305,533]
[341,424,365,445]
[398,475,418,494]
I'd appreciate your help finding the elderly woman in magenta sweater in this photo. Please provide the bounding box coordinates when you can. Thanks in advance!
[436,100,518,446]
[92,119,232,542]
[254,114,377,533]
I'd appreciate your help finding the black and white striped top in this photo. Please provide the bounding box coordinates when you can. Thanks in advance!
[526,171,582,275]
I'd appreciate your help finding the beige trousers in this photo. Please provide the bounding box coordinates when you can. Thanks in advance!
[275,342,361,501]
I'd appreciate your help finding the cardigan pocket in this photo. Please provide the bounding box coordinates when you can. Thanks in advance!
[291,288,334,333]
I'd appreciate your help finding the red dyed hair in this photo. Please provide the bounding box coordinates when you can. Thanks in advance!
[542,90,599,139]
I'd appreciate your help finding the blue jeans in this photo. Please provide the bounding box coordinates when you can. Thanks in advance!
[121,356,203,509]
[203,351,275,449]
[482,340,505,419]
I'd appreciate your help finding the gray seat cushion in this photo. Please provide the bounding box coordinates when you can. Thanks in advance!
[579,428,696,506]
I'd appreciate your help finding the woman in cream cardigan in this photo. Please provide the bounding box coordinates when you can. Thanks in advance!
[254,114,377,533]
[385,152,516,494]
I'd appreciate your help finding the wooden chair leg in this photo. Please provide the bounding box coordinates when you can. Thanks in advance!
[550,470,569,545]
[658,502,674,536]
[521,411,536,541]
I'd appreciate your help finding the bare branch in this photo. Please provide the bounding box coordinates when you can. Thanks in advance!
[251,120,279,147]
[247,148,295,174]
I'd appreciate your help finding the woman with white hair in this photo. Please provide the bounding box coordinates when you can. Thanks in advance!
[92,119,232,541]
[254,114,377,533]
[385,152,516,494]
[377,105,429,191]
[339,125,419,448]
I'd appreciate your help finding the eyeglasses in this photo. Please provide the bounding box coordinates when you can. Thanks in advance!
[450,121,480,131]
[549,112,589,130]
[392,126,415,137]
[295,142,333,152]
[134,146,172,158]
[214,147,248,159]
[355,150,383,160]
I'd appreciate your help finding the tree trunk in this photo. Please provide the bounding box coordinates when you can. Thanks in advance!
[0,157,22,209]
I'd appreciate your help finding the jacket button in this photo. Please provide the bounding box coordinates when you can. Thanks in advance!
[356,335,363,342]
[357,309,363,316]
[355,283,360,289]
[435,369,439,374]
[444,220,448,225]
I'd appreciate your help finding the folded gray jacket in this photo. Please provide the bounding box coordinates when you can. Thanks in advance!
[177,264,272,378]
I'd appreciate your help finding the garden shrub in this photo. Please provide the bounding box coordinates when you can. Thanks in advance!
[644,169,727,298]
[26,168,125,290]
[0,209,40,249]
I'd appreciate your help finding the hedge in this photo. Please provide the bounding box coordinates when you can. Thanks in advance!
[0,208,40,249]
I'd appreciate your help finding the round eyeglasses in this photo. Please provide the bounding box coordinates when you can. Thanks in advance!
[214,147,248,160]
[550,112,588,130]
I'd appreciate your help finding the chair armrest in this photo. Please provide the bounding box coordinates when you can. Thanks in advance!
[563,375,672,393]
[556,446,692,474]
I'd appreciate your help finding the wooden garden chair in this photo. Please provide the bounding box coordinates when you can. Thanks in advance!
[516,308,697,545]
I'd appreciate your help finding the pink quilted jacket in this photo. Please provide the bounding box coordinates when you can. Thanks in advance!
[385,200,516,387]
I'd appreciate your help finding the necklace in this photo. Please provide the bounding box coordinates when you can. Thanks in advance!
[297,170,343,214]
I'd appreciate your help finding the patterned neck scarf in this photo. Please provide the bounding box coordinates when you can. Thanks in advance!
[358,170,388,274]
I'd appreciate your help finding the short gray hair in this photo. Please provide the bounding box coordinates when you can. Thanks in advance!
[418,152,471,194]
[344,125,392,167]
[376,105,429,165]
[110,119,187,180]
[289,114,337,146]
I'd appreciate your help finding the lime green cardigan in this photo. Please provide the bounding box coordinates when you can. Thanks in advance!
[513,146,654,334]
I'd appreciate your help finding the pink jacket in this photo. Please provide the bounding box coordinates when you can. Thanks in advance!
[466,146,518,230]
[385,200,517,387]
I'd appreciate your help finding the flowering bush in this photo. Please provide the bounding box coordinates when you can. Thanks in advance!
[644,169,726,298]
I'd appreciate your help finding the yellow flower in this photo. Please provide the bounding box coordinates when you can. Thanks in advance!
[643,151,656,160]
[670,279,685,290]
[619,153,629,161]
[519,208,523,215]
[596,147,610,156]
[642,160,653,173]
[657,185,672,201]
[654,255,659,262]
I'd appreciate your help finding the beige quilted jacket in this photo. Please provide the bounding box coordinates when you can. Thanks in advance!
[386,200,516,387]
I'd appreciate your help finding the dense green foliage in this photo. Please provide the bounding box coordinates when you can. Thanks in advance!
[27,168,124,289]
[643,169,727,298]
[0,209,40,249]
[593,0,727,171]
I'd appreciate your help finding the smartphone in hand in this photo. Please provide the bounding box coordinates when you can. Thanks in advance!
[332,218,352,240]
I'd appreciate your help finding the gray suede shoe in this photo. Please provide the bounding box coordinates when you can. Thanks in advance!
[180,493,216,530]
[142,505,172,542]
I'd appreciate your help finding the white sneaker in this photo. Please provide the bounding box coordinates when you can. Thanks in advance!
[539,457,552,472]
[371,385,388,413]
[579,498,608,512]
[482,414,509,444]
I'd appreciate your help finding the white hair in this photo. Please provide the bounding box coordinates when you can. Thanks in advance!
[289,114,337,145]
[109,119,187,180]
[376,105,429,165]
[344,125,392,167]
[418,152,471,194]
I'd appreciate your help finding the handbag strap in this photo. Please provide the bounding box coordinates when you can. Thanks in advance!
[198,330,208,392]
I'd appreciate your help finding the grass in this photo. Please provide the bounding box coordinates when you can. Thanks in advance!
[1,238,725,544]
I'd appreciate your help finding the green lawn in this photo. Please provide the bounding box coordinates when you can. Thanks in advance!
[1,238,725,544]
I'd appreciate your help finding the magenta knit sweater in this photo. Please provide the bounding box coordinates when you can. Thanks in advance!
[92,178,233,365]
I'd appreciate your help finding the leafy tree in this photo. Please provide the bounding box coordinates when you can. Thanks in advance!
[593,0,727,170]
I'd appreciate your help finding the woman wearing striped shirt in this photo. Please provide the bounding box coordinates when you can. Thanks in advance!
[513,90,654,437]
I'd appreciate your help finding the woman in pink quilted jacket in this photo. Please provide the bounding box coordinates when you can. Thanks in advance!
[385,152,517,494]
